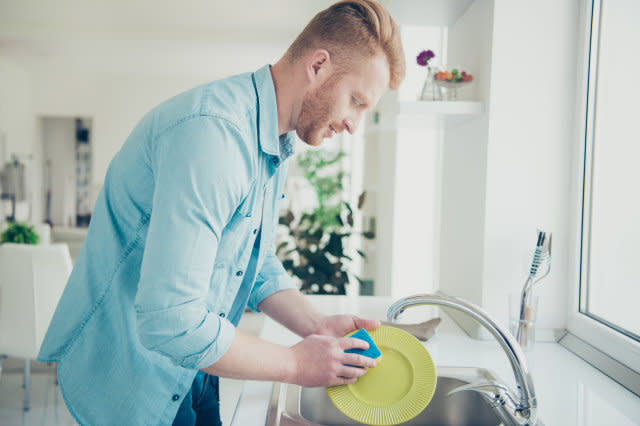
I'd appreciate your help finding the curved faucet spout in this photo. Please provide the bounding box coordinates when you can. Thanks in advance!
[387,294,538,426]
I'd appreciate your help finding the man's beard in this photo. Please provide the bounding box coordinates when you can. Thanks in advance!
[296,77,338,146]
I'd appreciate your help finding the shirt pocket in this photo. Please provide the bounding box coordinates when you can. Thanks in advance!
[216,205,256,261]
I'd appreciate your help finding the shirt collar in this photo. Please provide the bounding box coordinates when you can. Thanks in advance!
[252,65,296,161]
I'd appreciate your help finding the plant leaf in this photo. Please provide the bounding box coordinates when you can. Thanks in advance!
[357,191,367,210]
[343,201,353,215]
[326,233,343,257]
[276,241,289,255]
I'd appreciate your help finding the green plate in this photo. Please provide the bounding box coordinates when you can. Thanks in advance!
[327,326,436,426]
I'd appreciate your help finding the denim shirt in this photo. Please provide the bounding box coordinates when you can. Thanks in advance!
[38,65,297,425]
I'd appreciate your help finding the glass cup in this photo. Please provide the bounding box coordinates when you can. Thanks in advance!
[509,293,539,351]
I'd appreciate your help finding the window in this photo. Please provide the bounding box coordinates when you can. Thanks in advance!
[566,0,640,386]
[580,0,640,341]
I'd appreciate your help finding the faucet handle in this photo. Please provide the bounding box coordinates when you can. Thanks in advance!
[447,380,517,407]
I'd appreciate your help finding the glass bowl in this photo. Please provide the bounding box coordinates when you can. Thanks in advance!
[434,80,472,101]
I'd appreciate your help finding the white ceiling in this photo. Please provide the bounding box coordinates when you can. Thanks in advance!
[0,0,346,73]
[0,0,472,42]
[0,0,368,41]
[0,0,471,76]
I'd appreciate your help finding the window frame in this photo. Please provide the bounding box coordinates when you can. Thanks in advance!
[567,0,640,377]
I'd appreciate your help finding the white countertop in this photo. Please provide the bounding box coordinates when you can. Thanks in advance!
[230,296,640,426]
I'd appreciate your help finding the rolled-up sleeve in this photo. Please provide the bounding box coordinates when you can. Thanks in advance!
[135,115,250,369]
[248,252,297,312]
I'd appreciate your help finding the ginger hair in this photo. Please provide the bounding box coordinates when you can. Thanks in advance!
[285,0,405,89]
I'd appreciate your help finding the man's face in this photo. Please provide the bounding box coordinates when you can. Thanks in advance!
[296,53,390,146]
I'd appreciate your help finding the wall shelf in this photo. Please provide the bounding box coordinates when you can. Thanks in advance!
[372,100,484,130]
[398,100,483,115]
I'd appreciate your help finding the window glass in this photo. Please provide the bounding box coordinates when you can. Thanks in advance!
[581,0,640,340]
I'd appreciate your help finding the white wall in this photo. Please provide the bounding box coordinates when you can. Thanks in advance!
[26,40,288,188]
[31,71,207,190]
[390,125,442,299]
[397,26,447,102]
[0,58,31,160]
[1,38,288,219]
[1,1,582,325]
[446,0,494,103]
[439,115,489,325]
[438,0,494,335]
[0,56,39,224]
[481,0,578,337]
[439,0,579,339]
[361,125,397,296]
[360,25,447,297]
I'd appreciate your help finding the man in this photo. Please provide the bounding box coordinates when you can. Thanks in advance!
[38,0,405,424]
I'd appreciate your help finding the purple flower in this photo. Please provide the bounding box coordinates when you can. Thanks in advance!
[416,50,435,66]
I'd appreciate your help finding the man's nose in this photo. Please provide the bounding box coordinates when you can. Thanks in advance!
[344,115,362,135]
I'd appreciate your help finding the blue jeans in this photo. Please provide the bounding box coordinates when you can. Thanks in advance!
[172,372,222,426]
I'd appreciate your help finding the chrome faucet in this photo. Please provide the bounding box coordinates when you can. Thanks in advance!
[387,294,539,426]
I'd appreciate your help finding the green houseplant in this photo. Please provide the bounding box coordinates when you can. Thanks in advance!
[277,149,373,295]
[1,221,40,245]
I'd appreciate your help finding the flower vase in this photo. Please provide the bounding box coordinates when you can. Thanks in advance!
[419,67,440,101]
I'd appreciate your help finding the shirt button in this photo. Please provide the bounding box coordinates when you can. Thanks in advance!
[253,228,257,234]
[236,270,243,277]
[219,312,226,318]
[172,394,180,401]
[272,157,280,166]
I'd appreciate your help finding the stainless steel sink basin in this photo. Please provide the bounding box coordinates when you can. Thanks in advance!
[266,367,513,425]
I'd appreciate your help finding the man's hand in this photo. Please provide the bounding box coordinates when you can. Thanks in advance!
[313,314,381,338]
[257,290,382,387]
[258,289,381,338]
[289,334,377,387]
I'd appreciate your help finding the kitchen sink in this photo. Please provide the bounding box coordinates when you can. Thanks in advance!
[266,367,512,425]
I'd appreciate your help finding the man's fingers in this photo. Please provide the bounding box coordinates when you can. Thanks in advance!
[342,353,377,368]
[353,317,380,330]
[338,365,368,379]
[333,376,358,386]
[339,337,369,351]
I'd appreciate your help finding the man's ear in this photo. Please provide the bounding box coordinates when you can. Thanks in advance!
[306,49,332,86]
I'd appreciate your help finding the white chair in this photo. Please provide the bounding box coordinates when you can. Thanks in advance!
[0,243,72,411]
[32,223,52,245]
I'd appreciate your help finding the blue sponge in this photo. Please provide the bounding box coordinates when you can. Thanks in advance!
[345,328,382,360]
